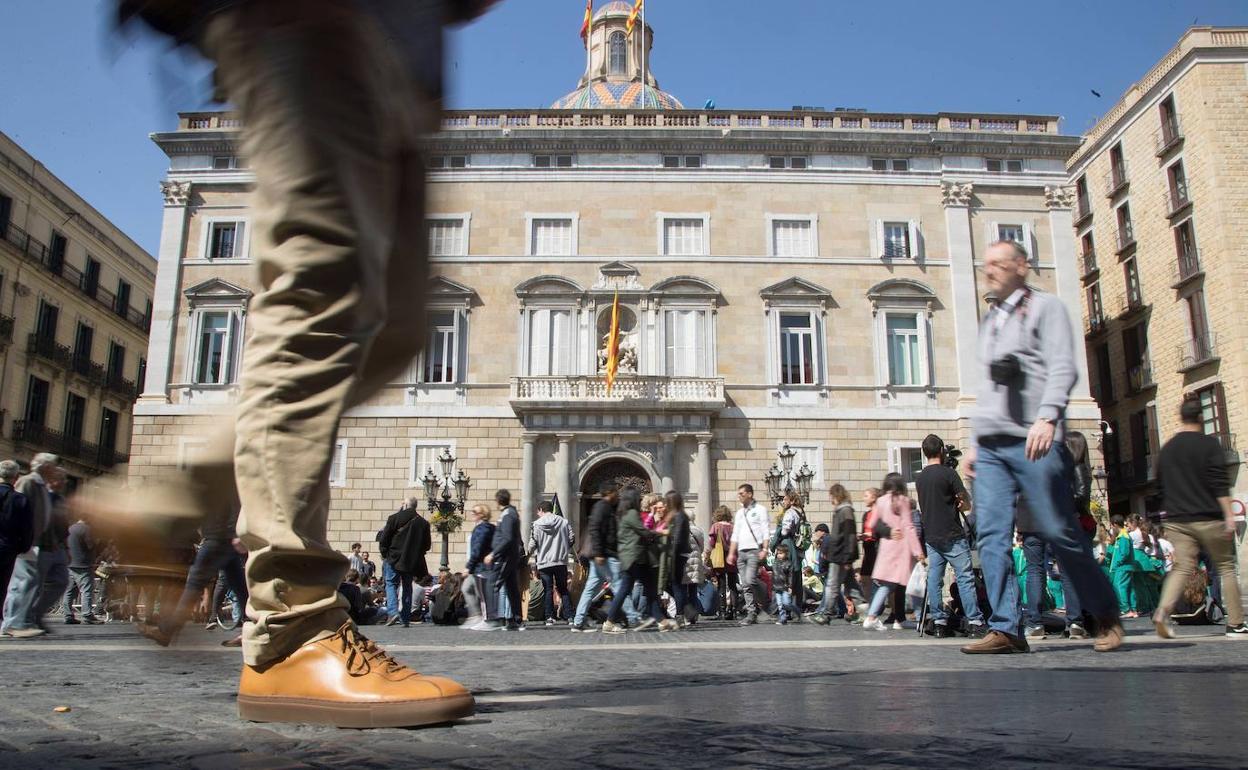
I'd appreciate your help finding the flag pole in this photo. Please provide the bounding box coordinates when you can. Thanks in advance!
[585,1,592,86]
[641,0,647,109]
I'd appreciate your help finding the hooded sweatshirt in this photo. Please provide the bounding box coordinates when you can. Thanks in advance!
[528,512,574,570]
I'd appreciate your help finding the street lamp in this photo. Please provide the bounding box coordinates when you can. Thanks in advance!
[762,447,812,508]
[778,443,796,474]
[423,450,470,573]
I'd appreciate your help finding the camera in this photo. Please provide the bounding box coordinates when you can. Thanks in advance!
[989,353,1023,386]
[943,444,963,470]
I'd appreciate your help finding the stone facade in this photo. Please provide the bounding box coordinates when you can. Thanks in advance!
[0,131,154,485]
[131,15,1103,569]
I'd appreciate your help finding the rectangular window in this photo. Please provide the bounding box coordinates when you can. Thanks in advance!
[997,224,1025,244]
[99,407,119,453]
[779,312,816,385]
[1186,289,1212,360]
[1109,143,1127,188]
[63,393,86,442]
[1095,342,1114,404]
[1159,95,1180,145]
[663,155,702,168]
[1167,161,1188,210]
[534,154,573,168]
[116,279,131,317]
[663,218,705,256]
[771,219,813,258]
[1123,257,1142,309]
[1193,385,1228,437]
[330,440,348,487]
[886,314,921,386]
[208,222,243,259]
[531,218,573,256]
[108,341,126,381]
[1075,176,1090,216]
[871,158,909,172]
[528,308,573,376]
[24,376,50,427]
[194,311,233,385]
[80,256,100,298]
[883,222,911,258]
[410,442,455,486]
[212,156,235,170]
[1116,203,1134,249]
[36,300,59,341]
[1087,283,1104,327]
[1174,219,1199,278]
[664,309,707,377]
[891,447,924,485]
[424,310,458,383]
[985,159,1022,173]
[0,192,11,236]
[427,219,466,257]
[428,155,468,169]
[49,232,67,273]
[73,322,94,368]
[769,156,808,169]
[137,357,147,389]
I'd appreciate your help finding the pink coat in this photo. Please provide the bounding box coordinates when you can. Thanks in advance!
[869,493,924,586]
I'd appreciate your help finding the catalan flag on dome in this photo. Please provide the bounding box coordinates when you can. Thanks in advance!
[625,0,643,37]
[580,0,592,46]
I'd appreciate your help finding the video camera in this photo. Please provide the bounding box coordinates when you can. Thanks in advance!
[943,443,963,470]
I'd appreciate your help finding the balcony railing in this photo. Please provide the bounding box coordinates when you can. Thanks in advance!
[1164,180,1191,216]
[1118,292,1146,317]
[0,314,13,345]
[27,333,73,370]
[1154,116,1183,156]
[0,221,151,334]
[1081,251,1098,278]
[1104,164,1129,197]
[1074,197,1093,225]
[1084,314,1107,336]
[1211,433,1241,466]
[11,420,128,468]
[1177,333,1218,371]
[1116,224,1136,254]
[103,372,139,401]
[510,375,725,410]
[1170,247,1203,288]
[1127,361,1155,394]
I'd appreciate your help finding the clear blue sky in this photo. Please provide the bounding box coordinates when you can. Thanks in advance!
[3,0,1246,255]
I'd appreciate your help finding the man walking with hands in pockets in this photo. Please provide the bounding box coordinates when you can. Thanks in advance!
[961,240,1123,654]
[729,484,771,626]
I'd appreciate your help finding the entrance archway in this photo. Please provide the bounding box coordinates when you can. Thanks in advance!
[576,457,652,551]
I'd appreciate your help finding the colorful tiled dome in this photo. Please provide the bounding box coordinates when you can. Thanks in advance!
[551,81,684,110]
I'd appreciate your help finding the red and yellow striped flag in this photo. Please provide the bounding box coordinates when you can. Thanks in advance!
[605,290,621,394]
[580,0,592,46]
[625,0,643,38]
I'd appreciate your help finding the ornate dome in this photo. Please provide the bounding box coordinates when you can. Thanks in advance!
[551,0,684,110]
[552,81,684,110]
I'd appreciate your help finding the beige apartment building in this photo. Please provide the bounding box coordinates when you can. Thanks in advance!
[130,5,1099,565]
[1067,27,1248,551]
[0,132,154,486]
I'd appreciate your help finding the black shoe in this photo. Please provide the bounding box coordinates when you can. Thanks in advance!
[963,623,989,639]
[932,623,956,638]
[64,617,80,625]
[1227,623,1248,637]
[83,615,102,625]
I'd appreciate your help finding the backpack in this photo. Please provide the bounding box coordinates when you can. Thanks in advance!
[794,511,812,552]
[0,487,33,554]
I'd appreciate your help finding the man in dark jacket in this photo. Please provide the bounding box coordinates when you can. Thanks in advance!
[815,487,864,621]
[64,517,101,624]
[378,498,431,628]
[0,459,32,626]
[483,490,522,630]
[570,482,619,632]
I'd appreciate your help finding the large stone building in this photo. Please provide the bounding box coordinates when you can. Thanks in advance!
[131,4,1099,564]
[0,131,154,486]
[1067,27,1248,541]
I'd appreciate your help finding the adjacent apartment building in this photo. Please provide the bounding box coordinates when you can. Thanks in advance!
[0,131,155,486]
[130,3,1099,564]
[1067,27,1248,539]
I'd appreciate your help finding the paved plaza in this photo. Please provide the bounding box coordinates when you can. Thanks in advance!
[0,617,1243,769]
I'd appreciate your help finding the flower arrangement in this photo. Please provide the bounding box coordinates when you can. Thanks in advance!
[430,506,464,536]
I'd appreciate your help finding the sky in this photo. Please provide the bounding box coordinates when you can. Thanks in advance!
[2,0,1246,256]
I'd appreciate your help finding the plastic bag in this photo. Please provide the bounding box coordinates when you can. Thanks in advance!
[905,563,927,600]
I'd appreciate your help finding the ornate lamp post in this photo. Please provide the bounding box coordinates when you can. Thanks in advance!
[422,448,470,572]
[762,443,814,508]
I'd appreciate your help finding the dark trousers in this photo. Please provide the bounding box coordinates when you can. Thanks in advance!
[607,563,663,624]
[1022,533,1083,627]
[713,570,739,617]
[494,563,521,623]
[162,538,249,635]
[538,565,570,621]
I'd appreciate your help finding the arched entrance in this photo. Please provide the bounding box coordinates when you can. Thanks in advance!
[576,457,652,549]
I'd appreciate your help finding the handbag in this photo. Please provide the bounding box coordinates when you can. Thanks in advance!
[905,562,927,600]
[684,554,707,585]
[709,538,726,570]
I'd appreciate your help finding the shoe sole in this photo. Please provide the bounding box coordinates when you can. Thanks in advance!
[1154,620,1176,640]
[238,692,475,729]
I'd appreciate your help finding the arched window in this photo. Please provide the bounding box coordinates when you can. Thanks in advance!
[608,31,627,76]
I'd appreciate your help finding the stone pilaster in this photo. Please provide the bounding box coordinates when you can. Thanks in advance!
[140,180,192,404]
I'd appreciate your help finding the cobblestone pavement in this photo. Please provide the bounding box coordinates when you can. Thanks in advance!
[1,616,1244,769]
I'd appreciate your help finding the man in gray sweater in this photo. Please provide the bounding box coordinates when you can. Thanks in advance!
[961,241,1123,655]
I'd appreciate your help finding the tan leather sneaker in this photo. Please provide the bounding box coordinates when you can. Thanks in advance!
[1093,619,1125,652]
[237,622,474,728]
[960,630,1029,654]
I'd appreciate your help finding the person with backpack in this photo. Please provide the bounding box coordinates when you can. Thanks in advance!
[0,459,33,628]
[528,499,574,625]
[705,505,736,620]
[861,473,925,632]
[378,497,432,628]
[772,492,808,606]
[815,484,864,622]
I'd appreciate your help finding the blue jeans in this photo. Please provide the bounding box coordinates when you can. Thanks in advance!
[2,548,68,632]
[975,437,1117,635]
[163,538,249,635]
[382,560,412,623]
[774,590,796,621]
[1021,533,1083,627]
[867,580,894,618]
[926,538,984,626]
[607,563,663,624]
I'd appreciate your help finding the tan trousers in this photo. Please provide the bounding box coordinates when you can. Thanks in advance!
[192,1,433,666]
[1157,519,1243,627]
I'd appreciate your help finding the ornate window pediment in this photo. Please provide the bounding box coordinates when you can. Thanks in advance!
[866,278,938,315]
[426,276,478,309]
[591,261,643,292]
[183,278,252,310]
[760,277,833,309]
[515,275,586,304]
[650,275,722,306]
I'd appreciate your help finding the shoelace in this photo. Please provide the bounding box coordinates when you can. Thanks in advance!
[337,624,407,677]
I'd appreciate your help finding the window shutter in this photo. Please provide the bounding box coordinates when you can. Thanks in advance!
[986,220,998,249]
[873,220,884,258]
[226,312,240,384]
[888,446,901,473]
[908,220,922,259]
[530,309,550,376]
[1022,222,1036,262]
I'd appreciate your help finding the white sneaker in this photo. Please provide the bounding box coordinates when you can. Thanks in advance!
[891,621,904,631]
[601,620,626,634]
[862,618,886,632]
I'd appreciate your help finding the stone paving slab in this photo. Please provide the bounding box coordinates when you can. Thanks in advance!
[0,617,1244,768]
